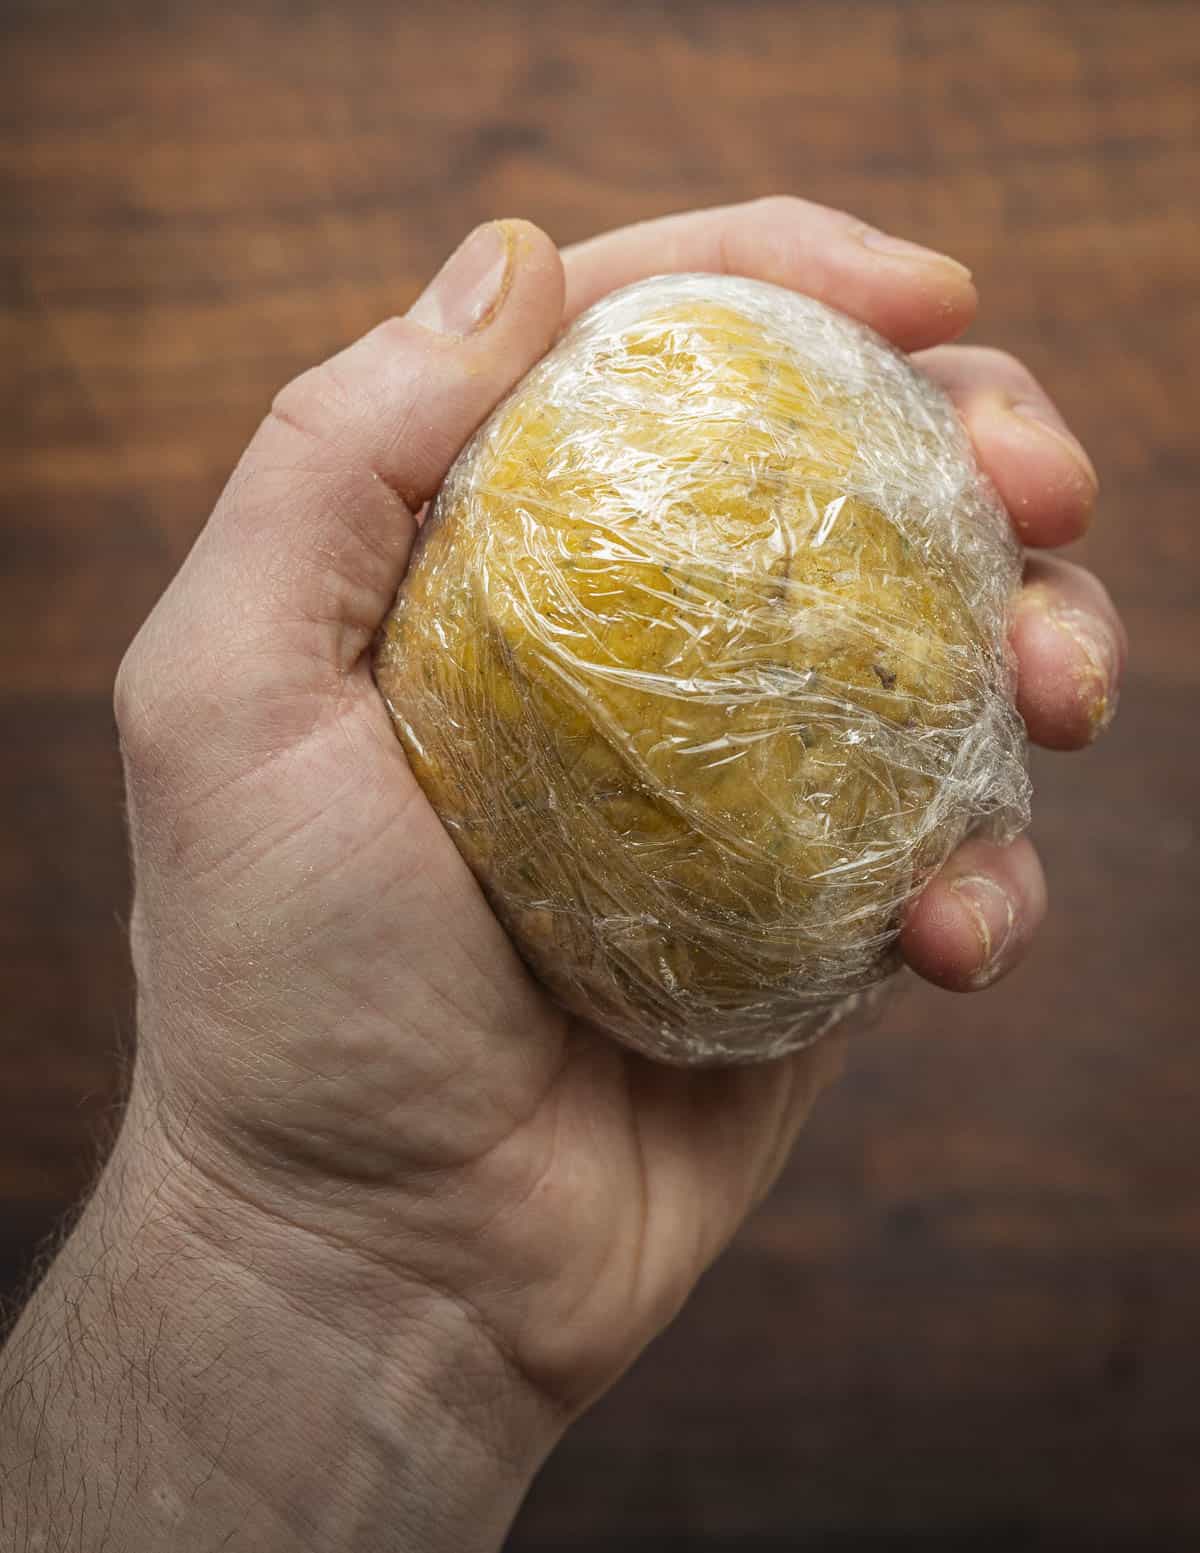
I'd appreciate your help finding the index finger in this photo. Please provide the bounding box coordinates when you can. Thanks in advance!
[560,195,977,353]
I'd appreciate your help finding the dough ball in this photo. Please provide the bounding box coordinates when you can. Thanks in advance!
[375,275,1029,1064]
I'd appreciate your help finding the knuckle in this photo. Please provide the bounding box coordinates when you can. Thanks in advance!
[748,192,827,227]
[112,640,156,757]
[268,364,337,447]
[113,630,180,769]
[271,352,365,448]
[269,318,406,450]
[749,192,800,219]
[972,345,1039,392]
[361,313,409,352]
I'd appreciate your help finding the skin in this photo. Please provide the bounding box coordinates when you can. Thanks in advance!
[0,197,1124,1552]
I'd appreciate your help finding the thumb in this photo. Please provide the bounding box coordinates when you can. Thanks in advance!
[117,221,564,767]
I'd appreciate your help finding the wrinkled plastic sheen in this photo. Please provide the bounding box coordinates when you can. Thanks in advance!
[375,275,1031,1064]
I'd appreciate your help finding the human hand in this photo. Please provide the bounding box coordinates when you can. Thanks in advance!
[3,199,1123,1552]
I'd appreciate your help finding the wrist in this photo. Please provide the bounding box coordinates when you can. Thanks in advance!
[2,1092,562,1552]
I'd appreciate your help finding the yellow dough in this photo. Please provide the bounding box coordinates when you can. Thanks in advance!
[375,276,1029,1063]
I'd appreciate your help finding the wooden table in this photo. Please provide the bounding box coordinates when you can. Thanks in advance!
[3,1,1198,1546]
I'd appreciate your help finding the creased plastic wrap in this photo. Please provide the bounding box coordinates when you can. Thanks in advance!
[374,274,1031,1065]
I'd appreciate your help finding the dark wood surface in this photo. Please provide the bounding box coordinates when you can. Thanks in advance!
[4,1,1199,1546]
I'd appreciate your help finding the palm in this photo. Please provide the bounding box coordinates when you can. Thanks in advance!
[135,651,830,1401]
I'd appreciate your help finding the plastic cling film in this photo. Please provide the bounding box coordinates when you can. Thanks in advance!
[374,275,1031,1064]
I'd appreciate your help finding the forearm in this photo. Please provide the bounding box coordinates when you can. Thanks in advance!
[0,1103,558,1552]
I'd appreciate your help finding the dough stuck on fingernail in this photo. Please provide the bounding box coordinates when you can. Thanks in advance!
[950,873,1016,987]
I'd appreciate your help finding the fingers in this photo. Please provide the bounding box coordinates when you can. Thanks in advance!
[901,834,1047,992]
[1013,554,1126,749]
[561,195,977,352]
[226,219,564,670]
[122,221,565,743]
[912,348,1121,747]
[917,344,1099,548]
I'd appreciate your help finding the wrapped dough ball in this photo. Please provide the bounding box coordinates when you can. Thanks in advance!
[375,274,1030,1064]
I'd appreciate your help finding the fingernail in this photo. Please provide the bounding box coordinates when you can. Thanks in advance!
[949,873,1016,988]
[858,227,973,281]
[408,222,513,337]
[1010,402,1100,498]
[1043,602,1119,738]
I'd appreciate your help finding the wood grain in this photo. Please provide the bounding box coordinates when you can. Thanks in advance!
[3,1,1199,1547]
